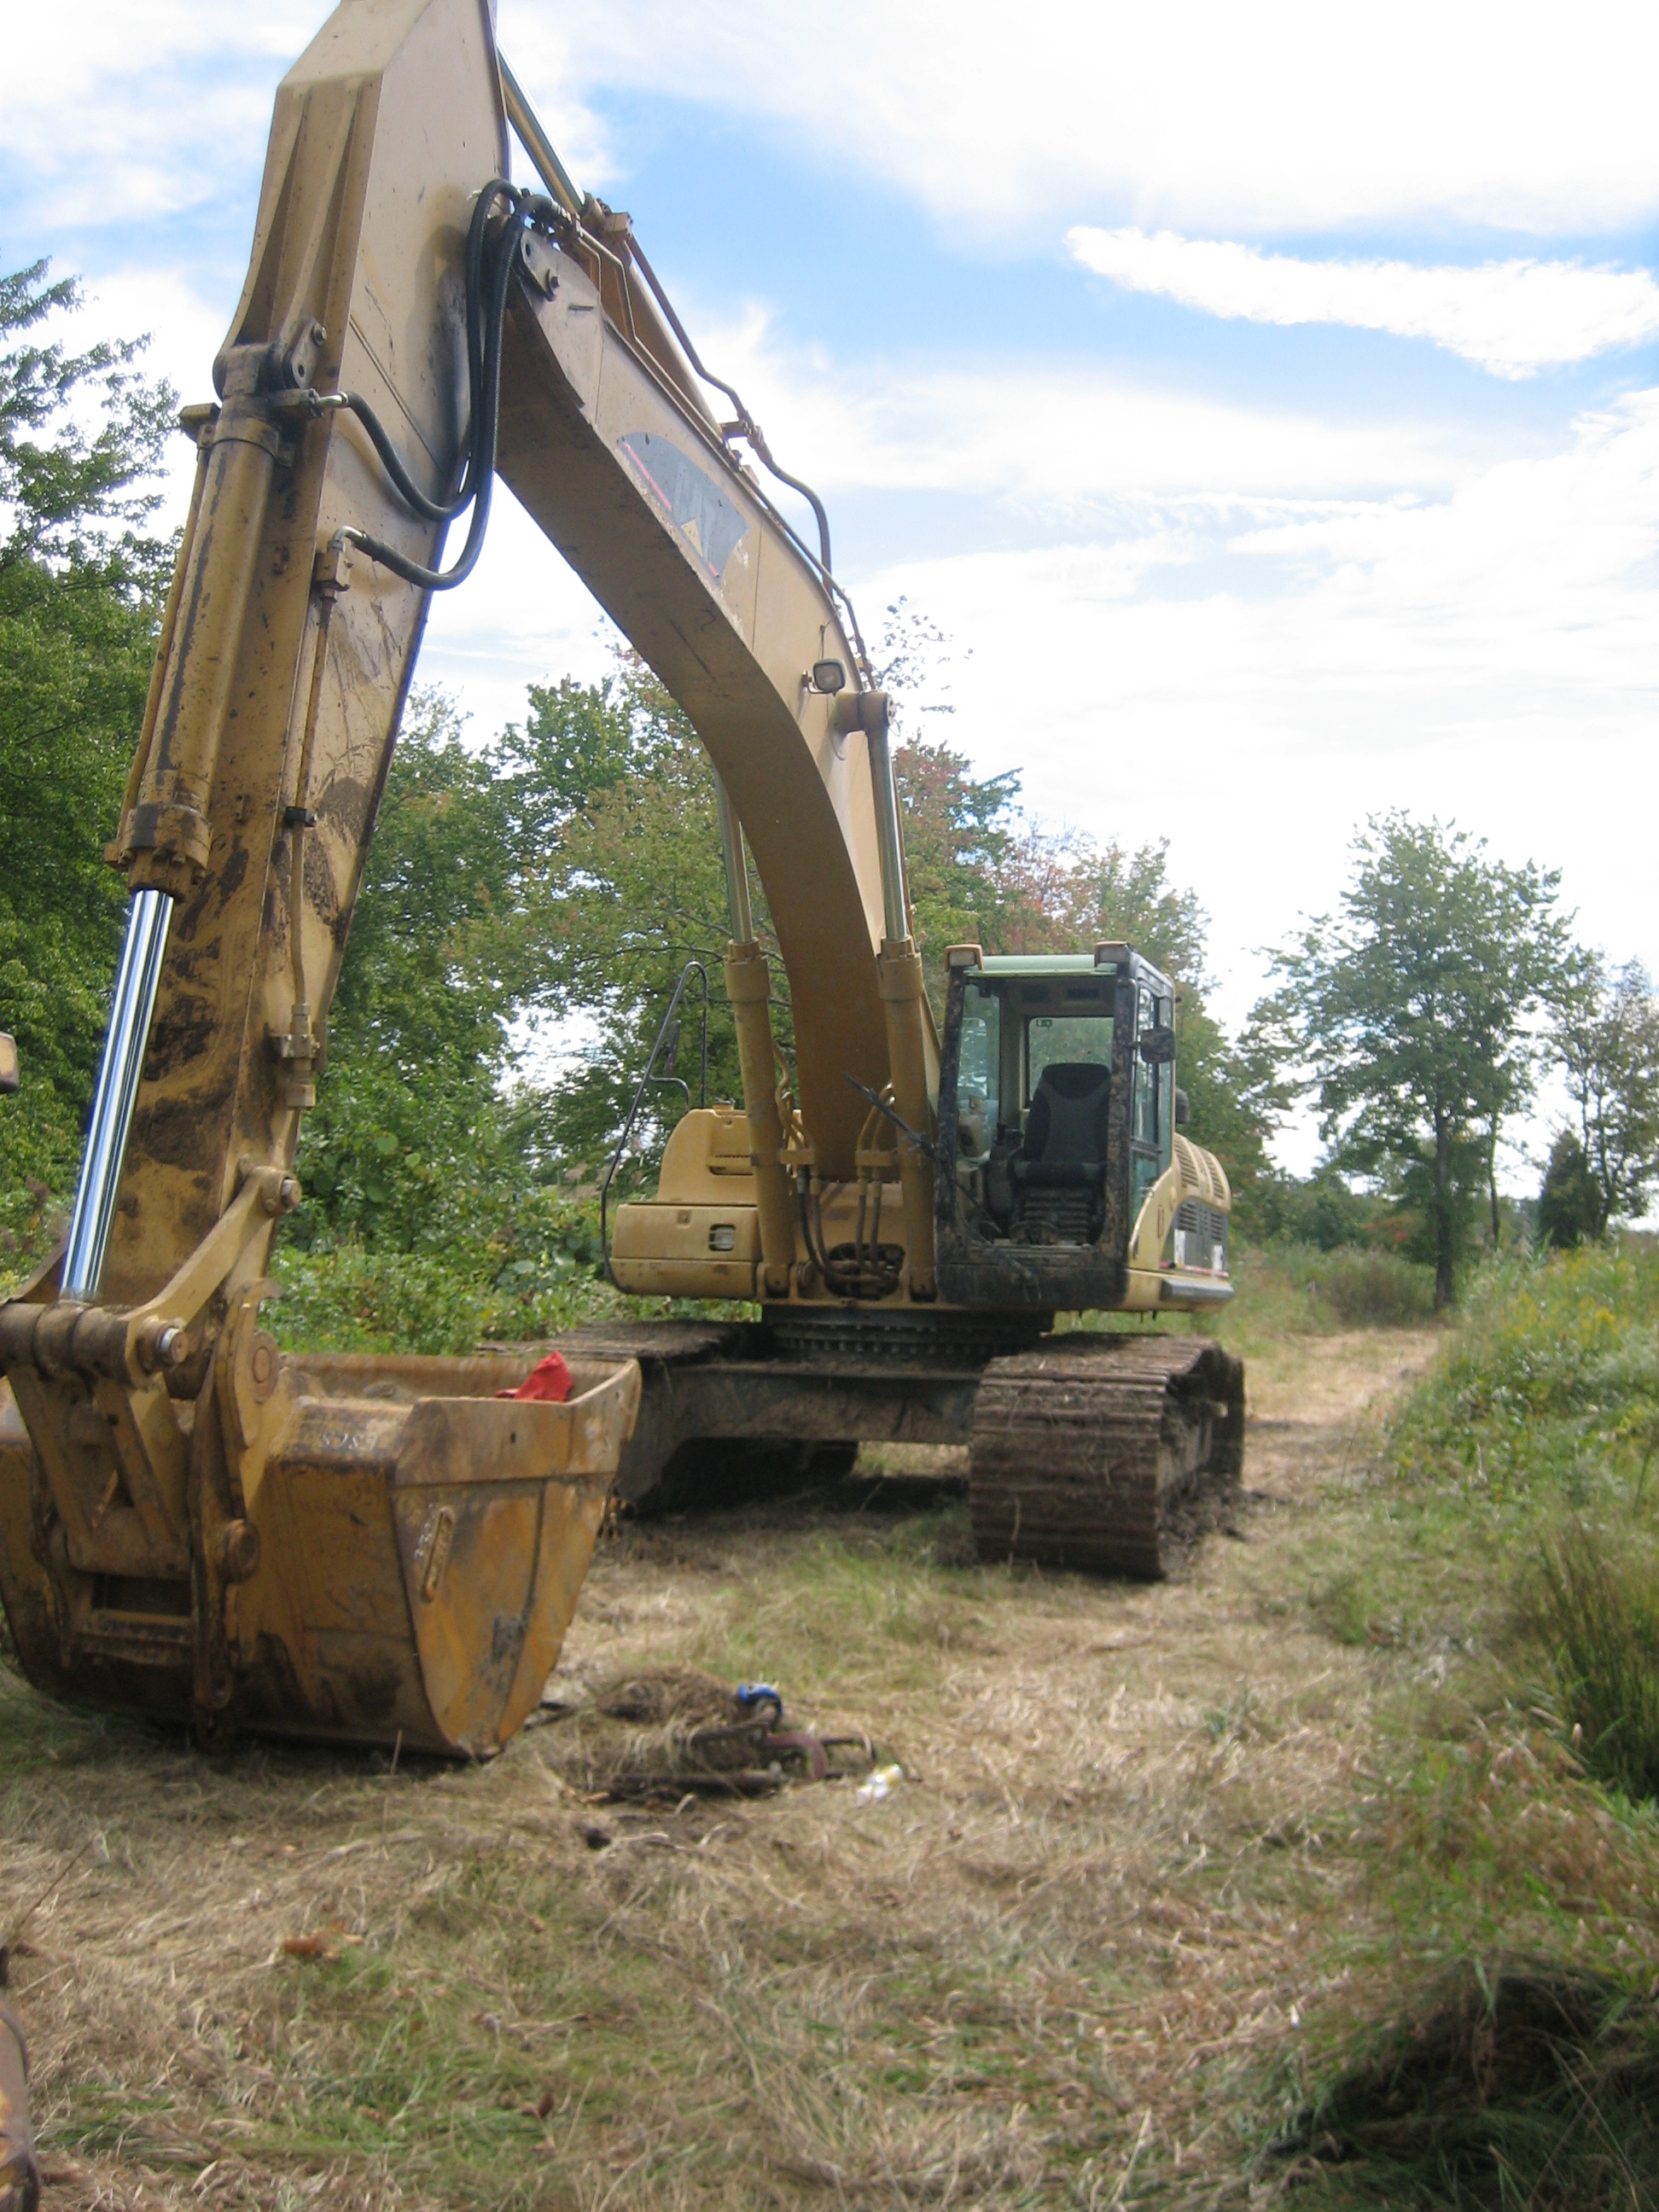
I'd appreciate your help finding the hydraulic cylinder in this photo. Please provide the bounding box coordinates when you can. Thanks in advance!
[723,944,797,1298]
[876,935,937,1299]
[60,888,174,1301]
[122,394,285,898]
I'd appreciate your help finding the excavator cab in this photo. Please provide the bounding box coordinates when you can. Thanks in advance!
[934,943,1233,1316]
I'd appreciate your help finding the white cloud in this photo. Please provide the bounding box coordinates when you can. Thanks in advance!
[860,391,1659,1027]
[1068,228,1659,377]
[675,306,1479,512]
[504,0,1659,235]
[8,2,1659,252]
[0,5,315,230]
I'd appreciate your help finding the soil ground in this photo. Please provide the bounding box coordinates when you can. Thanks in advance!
[2,1329,1441,2209]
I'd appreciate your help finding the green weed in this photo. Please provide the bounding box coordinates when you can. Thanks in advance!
[1308,1568,1404,1650]
[1391,1242,1659,1498]
[1525,1522,1659,1804]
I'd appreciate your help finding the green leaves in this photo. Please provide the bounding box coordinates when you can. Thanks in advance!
[0,263,175,1261]
[0,259,175,572]
[1547,956,1659,1237]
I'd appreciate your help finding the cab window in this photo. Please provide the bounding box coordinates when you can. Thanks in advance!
[1131,988,1160,1145]
[1026,1014,1113,1102]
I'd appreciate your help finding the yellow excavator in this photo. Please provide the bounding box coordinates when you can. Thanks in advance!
[0,0,1242,1764]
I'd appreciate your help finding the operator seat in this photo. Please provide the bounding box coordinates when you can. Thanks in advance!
[1012,1062,1110,1243]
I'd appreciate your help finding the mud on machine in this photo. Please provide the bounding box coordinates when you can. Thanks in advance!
[0,0,1243,1763]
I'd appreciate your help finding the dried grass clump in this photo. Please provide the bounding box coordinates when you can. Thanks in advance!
[1270,1958,1659,2207]
[535,1664,876,1800]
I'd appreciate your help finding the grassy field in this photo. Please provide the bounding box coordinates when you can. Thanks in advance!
[3,1249,1658,2208]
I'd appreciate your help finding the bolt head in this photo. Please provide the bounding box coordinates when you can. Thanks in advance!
[217,1518,261,1583]
[137,1317,188,1372]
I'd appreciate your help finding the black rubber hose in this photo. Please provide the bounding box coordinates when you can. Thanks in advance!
[333,392,464,525]
[344,196,530,592]
[323,182,515,527]
[461,179,518,489]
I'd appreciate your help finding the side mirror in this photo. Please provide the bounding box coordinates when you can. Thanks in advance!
[1138,1025,1177,1067]
[1174,1086,1190,1126]
[0,1033,16,1094]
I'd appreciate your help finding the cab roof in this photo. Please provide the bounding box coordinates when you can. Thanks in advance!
[958,950,1175,996]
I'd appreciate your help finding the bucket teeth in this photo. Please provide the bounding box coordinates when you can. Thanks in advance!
[968,1333,1245,1578]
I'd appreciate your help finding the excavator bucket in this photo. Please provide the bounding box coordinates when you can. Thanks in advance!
[0,1344,639,1757]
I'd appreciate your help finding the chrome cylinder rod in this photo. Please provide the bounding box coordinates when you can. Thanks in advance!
[714,771,754,945]
[61,887,174,1301]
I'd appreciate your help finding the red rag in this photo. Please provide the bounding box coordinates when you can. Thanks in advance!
[497,1351,573,1403]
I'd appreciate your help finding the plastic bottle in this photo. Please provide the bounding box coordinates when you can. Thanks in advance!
[854,1762,904,1804]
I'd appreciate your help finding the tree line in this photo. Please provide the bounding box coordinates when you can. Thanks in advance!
[3,264,1656,1312]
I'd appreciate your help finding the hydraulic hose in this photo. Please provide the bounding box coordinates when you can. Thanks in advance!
[325,183,533,591]
[624,233,829,562]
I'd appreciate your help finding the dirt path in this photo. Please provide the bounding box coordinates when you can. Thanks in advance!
[0,1326,1440,2210]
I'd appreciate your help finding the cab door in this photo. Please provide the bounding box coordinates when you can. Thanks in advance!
[1128,985,1173,1231]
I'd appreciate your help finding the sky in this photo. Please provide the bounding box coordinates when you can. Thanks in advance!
[3,0,1656,1185]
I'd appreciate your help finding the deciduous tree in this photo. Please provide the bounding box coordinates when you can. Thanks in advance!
[1259,813,1562,1307]
[0,261,174,1248]
[1548,957,1659,1237]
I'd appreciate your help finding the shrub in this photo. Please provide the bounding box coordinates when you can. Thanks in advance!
[270,1194,621,1355]
[1391,1243,1659,1495]
[1318,1248,1438,1326]
[1215,1240,1436,1342]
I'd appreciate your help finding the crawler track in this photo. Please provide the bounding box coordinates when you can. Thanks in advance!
[969,1332,1245,1577]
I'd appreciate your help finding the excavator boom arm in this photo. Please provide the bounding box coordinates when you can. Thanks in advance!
[493,235,895,1173]
[0,0,935,1764]
[94,0,899,1313]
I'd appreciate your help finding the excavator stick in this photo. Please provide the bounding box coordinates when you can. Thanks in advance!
[0,0,643,1755]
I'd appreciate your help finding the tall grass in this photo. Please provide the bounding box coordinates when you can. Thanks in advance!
[1527,1522,1659,1803]
[1273,1959,1659,2209]
[1383,1241,1659,1807]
